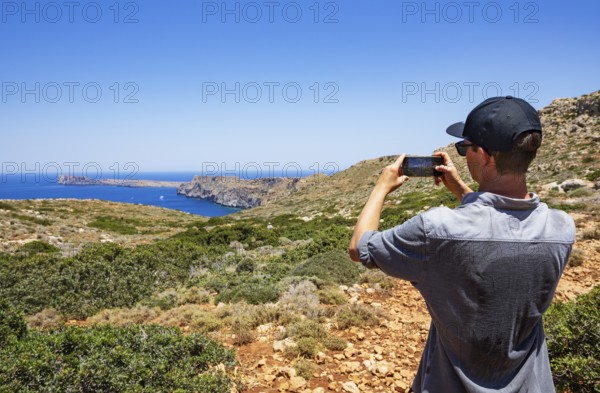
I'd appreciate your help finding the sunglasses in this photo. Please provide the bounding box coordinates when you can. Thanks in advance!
[455,140,490,156]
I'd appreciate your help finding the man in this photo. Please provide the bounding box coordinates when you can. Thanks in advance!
[349,96,575,392]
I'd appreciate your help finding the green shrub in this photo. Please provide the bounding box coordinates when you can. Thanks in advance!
[318,287,347,305]
[215,279,278,305]
[0,323,238,392]
[17,241,60,255]
[582,156,594,164]
[235,258,256,273]
[290,250,362,286]
[568,249,585,267]
[585,169,600,181]
[360,269,395,292]
[284,319,329,341]
[336,304,381,329]
[88,216,139,234]
[280,226,353,264]
[568,187,594,198]
[279,280,320,318]
[293,359,316,379]
[547,202,587,213]
[231,319,255,346]
[323,335,348,351]
[0,240,228,319]
[0,301,27,346]
[0,201,16,211]
[545,285,599,393]
[285,337,321,358]
[582,226,600,240]
[10,213,52,226]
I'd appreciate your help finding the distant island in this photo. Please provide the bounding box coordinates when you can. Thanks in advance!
[57,175,183,188]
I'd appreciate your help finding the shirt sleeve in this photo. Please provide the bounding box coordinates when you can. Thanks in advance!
[356,214,428,283]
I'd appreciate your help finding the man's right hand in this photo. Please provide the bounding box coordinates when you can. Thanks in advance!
[432,151,473,201]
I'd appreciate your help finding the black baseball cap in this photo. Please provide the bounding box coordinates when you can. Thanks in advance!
[446,96,542,152]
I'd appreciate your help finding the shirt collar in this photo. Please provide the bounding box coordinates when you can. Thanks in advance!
[461,192,540,210]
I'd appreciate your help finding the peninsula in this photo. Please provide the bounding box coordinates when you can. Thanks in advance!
[57,175,183,188]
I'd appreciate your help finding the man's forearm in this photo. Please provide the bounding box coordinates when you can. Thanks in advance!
[349,186,388,261]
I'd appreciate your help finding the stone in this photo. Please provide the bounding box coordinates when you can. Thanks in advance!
[273,338,297,352]
[342,361,361,373]
[289,376,307,391]
[278,381,290,391]
[362,359,376,371]
[395,380,408,391]
[328,381,338,391]
[278,366,297,378]
[560,178,589,192]
[375,361,394,376]
[313,388,326,393]
[342,381,360,393]
[343,346,357,358]
[316,351,327,364]
[257,323,272,333]
[264,374,276,383]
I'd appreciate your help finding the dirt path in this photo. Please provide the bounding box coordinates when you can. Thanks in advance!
[235,239,600,393]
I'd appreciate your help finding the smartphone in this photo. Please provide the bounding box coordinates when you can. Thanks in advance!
[402,156,444,177]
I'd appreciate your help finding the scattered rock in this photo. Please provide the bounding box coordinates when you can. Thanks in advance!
[342,381,360,393]
[257,323,272,334]
[264,374,276,383]
[289,376,307,391]
[273,338,297,352]
[277,366,297,378]
[341,361,361,373]
[560,178,590,192]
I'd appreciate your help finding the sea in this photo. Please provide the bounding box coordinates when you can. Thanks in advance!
[0,170,322,217]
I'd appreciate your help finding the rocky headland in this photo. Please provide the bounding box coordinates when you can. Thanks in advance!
[176,175,324,209]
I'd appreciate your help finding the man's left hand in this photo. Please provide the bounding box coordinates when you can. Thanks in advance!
[375,154,409,194]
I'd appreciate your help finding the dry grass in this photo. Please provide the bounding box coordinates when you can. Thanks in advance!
[27,308,65,330]
[87,305,160,326]
[279,280,320,319]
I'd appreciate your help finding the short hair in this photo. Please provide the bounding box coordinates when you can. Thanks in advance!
[471,131,542,175]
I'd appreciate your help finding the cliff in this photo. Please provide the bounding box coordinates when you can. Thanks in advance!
[176,175,324,209]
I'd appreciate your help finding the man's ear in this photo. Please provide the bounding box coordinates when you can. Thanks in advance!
[479,147,492,165]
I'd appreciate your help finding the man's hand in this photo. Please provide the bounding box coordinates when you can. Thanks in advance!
[349,155,409,262]
[432,151,473,201]
[375,154,410,195]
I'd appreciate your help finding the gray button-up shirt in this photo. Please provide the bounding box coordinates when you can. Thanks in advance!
[358,192,575,393]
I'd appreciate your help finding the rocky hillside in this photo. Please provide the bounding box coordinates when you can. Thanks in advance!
[177,175,323,209]
[234,90,600,220]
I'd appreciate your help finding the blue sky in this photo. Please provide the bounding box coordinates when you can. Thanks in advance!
[1,0,599,175]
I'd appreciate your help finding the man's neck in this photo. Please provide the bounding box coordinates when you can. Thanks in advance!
[478,175,530,199]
